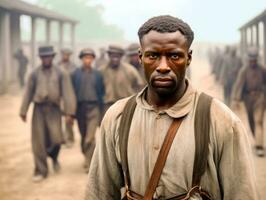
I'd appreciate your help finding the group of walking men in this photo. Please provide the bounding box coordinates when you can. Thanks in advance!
[19,43,144,182]
[210,45,266,157]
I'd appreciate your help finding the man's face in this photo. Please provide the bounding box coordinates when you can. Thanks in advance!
[41,55,54,68]
[139,30,192,96]
[249,58,258,68]
[129,54,140,66]
[108,52,123,68]
[82,55,95,67]
[62,53,71,62]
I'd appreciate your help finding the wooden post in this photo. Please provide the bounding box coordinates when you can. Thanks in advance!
[31,17,36,68]
[263,21,266,65]
[46,19,51,44]
[70,23,76,57]
[0,11,11,92]
[58,21,64,51]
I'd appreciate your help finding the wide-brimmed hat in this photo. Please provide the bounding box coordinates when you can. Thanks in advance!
[247,47,259,59]
[39,46,56,57]
[61,48,73,55]
[107,44,125,55]
[79,48,96,59]
[127,43,140,56]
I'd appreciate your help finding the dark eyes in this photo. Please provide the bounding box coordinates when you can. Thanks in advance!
[169,54,179,60]
[147,53,158,59]
[145,52,182,60]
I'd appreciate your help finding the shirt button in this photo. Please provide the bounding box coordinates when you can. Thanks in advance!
[154,146,159,150]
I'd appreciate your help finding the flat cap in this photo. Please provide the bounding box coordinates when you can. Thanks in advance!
[61,48,73,54]
[247,47,259,59]
[38,46,56,57]
[107,44,125,55]
[127,43,140,55]
[79,48,96,59]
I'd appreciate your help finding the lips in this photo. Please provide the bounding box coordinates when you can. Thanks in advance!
[153,77,173,87]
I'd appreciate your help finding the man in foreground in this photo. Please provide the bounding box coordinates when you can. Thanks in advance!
[86,16,257,199]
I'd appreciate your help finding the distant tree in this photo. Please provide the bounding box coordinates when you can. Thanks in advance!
[37,0,124,42]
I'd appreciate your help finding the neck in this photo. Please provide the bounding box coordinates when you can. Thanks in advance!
[62,60,70,63]
[43,65,52,69]
[146,80,187,110]
[83,65,92,70]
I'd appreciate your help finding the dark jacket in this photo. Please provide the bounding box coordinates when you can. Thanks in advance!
[71,67,105,115]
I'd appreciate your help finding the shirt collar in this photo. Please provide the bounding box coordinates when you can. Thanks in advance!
[136,79,196,118]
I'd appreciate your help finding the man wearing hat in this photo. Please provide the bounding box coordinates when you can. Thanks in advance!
[100,44,144,112]
[219,46,242,106]
[71,48,105,172]
[95,47,107,68]
[58,48,77,148]
[126,43,146,82]
[232,47,266,157]
[14,48,29,88]
[19,46,76,182]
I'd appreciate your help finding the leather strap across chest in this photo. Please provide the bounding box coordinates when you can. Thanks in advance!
[119,93,213,200]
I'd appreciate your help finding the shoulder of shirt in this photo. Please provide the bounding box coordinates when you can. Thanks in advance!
[211,98,240,122]
[98,63,109,71]
[101,96,134,128]
[121,62,138,72]
[210,97,243,138]
[28,66,41,78]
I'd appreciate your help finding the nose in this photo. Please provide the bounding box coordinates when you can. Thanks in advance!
[156,56,170,74]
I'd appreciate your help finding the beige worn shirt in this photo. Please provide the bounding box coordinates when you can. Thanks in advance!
[58,61,76,74]
[20,66,76,116]
[86,81,258,200]
[232,65,266,101]
[100,62,144,103]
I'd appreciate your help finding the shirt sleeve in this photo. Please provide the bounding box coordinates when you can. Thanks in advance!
[60,70,76,116]
[218,119,258,200]
[85,111,124,200]
[19,71,35,116]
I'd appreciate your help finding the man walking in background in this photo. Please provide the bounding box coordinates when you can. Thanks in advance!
[232,47,266,157]
[72,48,105,172]
[100,44,144,112]
[14,48,28,88]
[58,48,77,148]
[95,47,107,68]
[219,46,242,106]
[126,43,145,81]
[20,46,76,182]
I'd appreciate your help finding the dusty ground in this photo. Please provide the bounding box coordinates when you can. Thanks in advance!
[0,58,265,199]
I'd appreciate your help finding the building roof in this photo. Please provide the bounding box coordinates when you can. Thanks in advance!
[239,8,266,30]
[0,0,78,24]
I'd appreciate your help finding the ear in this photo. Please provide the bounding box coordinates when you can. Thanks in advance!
[138,48,143,63]
[187,49,192,66]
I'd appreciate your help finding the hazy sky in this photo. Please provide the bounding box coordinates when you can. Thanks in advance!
[25,0,266,43]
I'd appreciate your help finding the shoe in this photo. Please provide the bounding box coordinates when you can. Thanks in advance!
[32,174,45,183]
[53,160,61,173]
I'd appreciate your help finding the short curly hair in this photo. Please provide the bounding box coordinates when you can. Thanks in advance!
[138,15,194,47]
